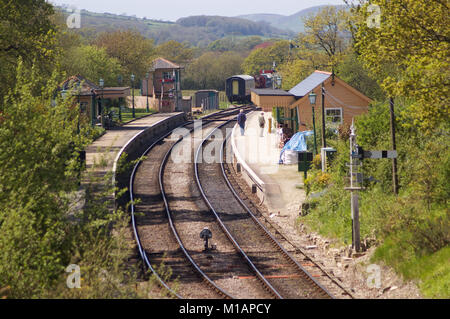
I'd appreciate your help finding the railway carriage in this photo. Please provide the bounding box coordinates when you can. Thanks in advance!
[225,75,255,104]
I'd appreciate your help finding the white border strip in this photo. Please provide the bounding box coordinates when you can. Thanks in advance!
[230,113,265,188]
[112,114,183,186]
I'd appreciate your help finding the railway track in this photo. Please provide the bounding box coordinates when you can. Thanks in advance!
[221,130,355,299]
[130,106,351,299]
[195,123,334,299]
[130,106,261,299]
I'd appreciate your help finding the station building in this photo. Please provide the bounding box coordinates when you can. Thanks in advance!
[251,70,372,132]
[59,74,130,126]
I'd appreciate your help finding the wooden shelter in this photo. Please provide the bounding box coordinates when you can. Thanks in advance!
[59,75,130,126]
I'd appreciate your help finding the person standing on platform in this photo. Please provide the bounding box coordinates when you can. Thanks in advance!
[258,112,265,137]
[276,123,284,148]
[237,109,247,136]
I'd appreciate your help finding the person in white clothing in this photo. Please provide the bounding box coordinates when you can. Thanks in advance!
[258,112,265,137]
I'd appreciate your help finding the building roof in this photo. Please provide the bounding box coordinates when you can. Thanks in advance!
[60,75,99,96]
[149,57,182,71]
[289,71,331,97]
[59,75,130,97]
[251,88,294,96]
[228,75,255,81]
[195,90,219,93]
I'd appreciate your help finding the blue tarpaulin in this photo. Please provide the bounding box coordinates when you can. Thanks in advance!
[279,131,314,164]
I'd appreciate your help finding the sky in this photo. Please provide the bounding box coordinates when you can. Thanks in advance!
[49,0,346,21]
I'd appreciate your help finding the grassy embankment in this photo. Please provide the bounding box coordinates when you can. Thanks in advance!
[298,101,449,298]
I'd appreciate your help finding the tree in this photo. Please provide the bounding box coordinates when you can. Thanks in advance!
[94,30,156,83]
[155,40,194,65]
[278,49,330,90]
[60,45,122,86]
[0,61,87,297]
[349,0,450,131]
[336,52,385,101]
[241,40,291,75]
[183,52,243,90]
[0,0,57,101]
[302,6,351,69]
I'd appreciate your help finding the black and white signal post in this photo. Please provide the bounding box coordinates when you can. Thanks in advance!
[345,120,397,253]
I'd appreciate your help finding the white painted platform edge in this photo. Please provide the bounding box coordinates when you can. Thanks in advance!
[230,113,265,188]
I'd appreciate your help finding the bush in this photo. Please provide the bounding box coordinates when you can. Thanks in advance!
[299,99,450,298]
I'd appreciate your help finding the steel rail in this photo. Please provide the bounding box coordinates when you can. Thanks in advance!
[158,122,235,299]
[220,130,336,299]
[194,120,284,299]
[128,106,254,299]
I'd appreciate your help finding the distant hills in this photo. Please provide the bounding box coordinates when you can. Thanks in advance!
[59,7,293,47]
[238,5,347,33]
[57,4,344,46]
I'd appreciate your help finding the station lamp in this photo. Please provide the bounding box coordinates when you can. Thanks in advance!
[145,72,150,113]
[131,74,135,118]
[99,78,105,127]
[308,91,318,155]
[308,91,317,106]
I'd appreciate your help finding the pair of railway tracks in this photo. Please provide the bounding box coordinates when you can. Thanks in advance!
[129,106,351,299]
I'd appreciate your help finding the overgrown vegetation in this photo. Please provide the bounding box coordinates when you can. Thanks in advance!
[0,1,164,298]
[0,0,447,299]
[298,1,449,298]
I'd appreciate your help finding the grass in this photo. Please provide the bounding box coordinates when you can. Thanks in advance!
[299,135,449,299]
[373,241,449,298]
[110,107,156,124]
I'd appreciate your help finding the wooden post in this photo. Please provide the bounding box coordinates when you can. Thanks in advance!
[389,97,399,195]
[351,192,361,252]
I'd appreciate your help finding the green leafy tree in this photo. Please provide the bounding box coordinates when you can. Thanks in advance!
[155,40,194,65]
[242,40,291,75]
[184,52,243,90]
[60,45,122,86]
[349,0,450,131]
[302,6,351,69]
[0,0,57,100]
[0,61,87,297]
[94,30,156,83]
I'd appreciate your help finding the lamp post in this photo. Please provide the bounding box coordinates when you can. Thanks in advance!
[321,82,327,148]
[145,72,149,113]
[131,74,135,118]
[76,84,81,134]
[118,75,123,122]
[99,78,104,128]
[308,91,318,155]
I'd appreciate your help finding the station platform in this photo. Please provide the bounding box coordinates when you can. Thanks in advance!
[85,113,183,174]
[231,111,306,215]
[81,112,186,210]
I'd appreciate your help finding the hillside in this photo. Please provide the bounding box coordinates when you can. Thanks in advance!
[58,7,293,47]
[238,4,347,33]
